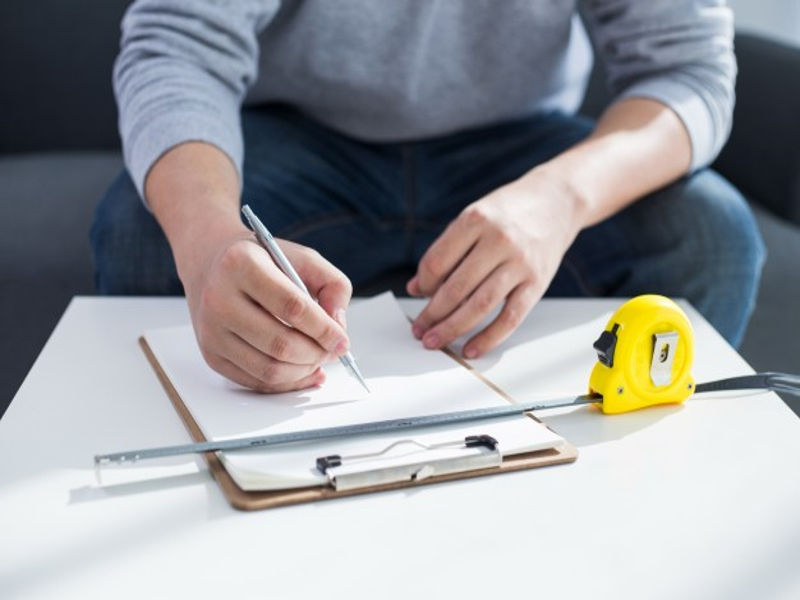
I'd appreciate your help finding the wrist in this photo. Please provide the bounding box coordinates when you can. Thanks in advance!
[144,142,248,284]
[517,163,592,234]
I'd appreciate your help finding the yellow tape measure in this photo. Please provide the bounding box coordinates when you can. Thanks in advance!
[589,295,696,414]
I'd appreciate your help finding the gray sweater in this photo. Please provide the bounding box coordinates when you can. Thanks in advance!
[115,0,736,199]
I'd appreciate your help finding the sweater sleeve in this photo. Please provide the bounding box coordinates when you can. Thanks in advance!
[581,0,736,171]
[114,0,280,202]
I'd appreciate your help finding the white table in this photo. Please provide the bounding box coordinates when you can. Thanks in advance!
[2,297,799,600]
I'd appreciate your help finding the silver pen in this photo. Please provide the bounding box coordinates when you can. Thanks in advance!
[241,204,370,393]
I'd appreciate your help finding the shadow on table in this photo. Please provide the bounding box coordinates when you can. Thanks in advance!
[538,402,683,448]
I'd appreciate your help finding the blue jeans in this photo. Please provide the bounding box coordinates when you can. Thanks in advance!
[91,106,765,347]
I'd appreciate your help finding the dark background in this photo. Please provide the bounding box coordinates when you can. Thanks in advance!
[0,1,127,153]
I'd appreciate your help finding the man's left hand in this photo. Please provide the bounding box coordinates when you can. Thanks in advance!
[407,169,582,358]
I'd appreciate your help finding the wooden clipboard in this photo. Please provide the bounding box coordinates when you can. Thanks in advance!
[139,337,578,511]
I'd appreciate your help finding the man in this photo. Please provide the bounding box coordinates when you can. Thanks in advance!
[92,0,764,393]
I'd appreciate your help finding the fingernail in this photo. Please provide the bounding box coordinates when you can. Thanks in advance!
[464,346,478,359]
[335,308,347,329]
[335,337,349,355]
[412,323,423,339]
[423,332,440,349]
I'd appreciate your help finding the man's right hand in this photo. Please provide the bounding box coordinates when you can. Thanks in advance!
[145,142,353,393]
[187,235,353,392]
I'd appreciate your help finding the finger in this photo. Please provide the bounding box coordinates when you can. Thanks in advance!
[406,274,421,297]
[241,249,349,357]
[414,216,481,297]
[419,264,518,350]
[462,282,540,359]
[294,248,353,327]
[213,356,326,394]
[317,280,352,330]
[412,238,500,339]
[226,293,331,366]
[212,329,328,391]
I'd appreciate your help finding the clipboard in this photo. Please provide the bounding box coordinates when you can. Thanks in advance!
[140,337,578,511]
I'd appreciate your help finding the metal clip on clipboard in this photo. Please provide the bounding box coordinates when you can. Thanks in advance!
[315,435,502,492]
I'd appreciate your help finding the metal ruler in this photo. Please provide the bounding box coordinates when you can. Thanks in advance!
[94,371,800,466]
[94,394,599,465]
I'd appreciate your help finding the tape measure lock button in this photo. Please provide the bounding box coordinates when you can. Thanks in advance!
[593,323,620,368]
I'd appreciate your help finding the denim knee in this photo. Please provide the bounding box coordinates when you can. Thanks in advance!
[655,170,766,347]
[567,169,765,347]
[90,171,182,295]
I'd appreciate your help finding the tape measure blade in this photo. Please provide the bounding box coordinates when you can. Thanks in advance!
[519,394,600,412]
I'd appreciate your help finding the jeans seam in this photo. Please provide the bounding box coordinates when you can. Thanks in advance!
[278,211,359,240]
[559,254,600,297]
[279,211,409,241]
[403,144,417,260]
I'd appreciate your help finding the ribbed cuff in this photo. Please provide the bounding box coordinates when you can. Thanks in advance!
[618,77,721,172]
[123,109,243,208]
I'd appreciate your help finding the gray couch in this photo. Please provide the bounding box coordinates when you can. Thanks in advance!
[1,1,799,418]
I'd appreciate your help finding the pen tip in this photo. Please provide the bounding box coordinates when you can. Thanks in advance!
[354,373,371,393]
[342,354,370,393]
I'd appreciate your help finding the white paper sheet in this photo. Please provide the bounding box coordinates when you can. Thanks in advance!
[143,292,563,490]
